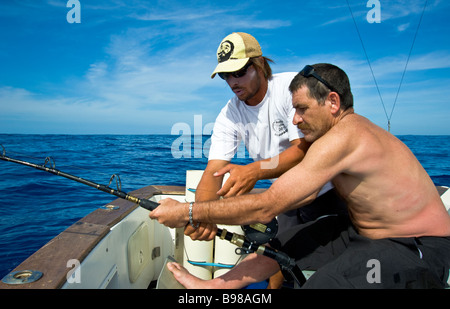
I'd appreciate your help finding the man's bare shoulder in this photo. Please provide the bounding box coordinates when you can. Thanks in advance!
[309,114,386,173]
[317,114,374,148]
[335,113,377,133]
[330,114,387,147]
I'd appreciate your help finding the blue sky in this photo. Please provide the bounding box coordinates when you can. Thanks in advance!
[0,0,449,135]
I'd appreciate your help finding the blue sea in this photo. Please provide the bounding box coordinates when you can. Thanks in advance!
[0,134,449,280]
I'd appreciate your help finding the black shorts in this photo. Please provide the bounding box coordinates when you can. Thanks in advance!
[276,188,347,235]
[270,214,450,289]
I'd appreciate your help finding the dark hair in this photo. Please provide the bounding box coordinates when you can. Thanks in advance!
[251,56,274,80]
[289,63,353,110]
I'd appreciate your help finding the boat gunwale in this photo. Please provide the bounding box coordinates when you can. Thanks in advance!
[0,185,185,289]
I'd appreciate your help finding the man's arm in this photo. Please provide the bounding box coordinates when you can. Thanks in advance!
[216,138,310,197]
[195,159,230,202]
[186,139,308,240]
[184,159,229,241]
[150,125,351,228]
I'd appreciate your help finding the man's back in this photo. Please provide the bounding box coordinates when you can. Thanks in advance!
[324,114,450,239]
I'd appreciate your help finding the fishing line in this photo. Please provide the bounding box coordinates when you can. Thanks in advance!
[0,146,126,185]
[346,0,428,131]
[390,0,428,123]
[0,145,157,211]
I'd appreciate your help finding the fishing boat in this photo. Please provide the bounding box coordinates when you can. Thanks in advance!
[0,165,449,289]
[0,169,280,289]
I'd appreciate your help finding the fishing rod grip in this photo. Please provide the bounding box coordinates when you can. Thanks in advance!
[265,248,294,269]
[139,199,159,211]
[263,246,307,287]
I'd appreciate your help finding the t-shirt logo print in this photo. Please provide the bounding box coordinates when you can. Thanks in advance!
[272,120,288,136]
[218,40,234,63]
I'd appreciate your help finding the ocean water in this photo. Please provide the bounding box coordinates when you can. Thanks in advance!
[0,134,449,280]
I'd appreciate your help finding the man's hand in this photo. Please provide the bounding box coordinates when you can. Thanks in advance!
[149,198,189,228]
[184,222,218,241]
[215,163,259,197]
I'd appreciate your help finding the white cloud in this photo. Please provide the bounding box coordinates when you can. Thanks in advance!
[0,18,229,133]
[275,49,450,134]
[319,0,442,29]
[1,0,449,134]
[397,23,410,32]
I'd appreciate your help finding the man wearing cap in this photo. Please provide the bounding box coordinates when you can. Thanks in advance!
[187,33,347,272]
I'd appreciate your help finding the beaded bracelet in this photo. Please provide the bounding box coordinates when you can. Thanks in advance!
[189,202,199,229]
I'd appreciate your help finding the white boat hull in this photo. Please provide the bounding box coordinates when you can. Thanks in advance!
[62,193,183,289]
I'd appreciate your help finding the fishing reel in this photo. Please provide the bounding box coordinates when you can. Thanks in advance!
[219,218,306,287]
[217,217,278,256]
[241,217,278,246]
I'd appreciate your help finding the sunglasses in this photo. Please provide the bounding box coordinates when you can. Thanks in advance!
[218,61,253,80]
[299,65,341,95]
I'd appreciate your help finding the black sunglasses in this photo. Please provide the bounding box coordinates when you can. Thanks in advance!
[218,61,253,80]
[299,65,340,95]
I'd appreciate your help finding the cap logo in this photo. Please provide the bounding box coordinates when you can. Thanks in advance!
[217,40,234,63]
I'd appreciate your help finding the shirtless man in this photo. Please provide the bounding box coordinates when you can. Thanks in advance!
[150,63,450,288]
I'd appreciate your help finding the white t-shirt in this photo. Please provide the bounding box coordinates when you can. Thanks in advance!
[209,72,333,195]
[209,72,300,162]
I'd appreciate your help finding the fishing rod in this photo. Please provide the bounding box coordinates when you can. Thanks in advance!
[0,145,157,211]
[0,145,306,287]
